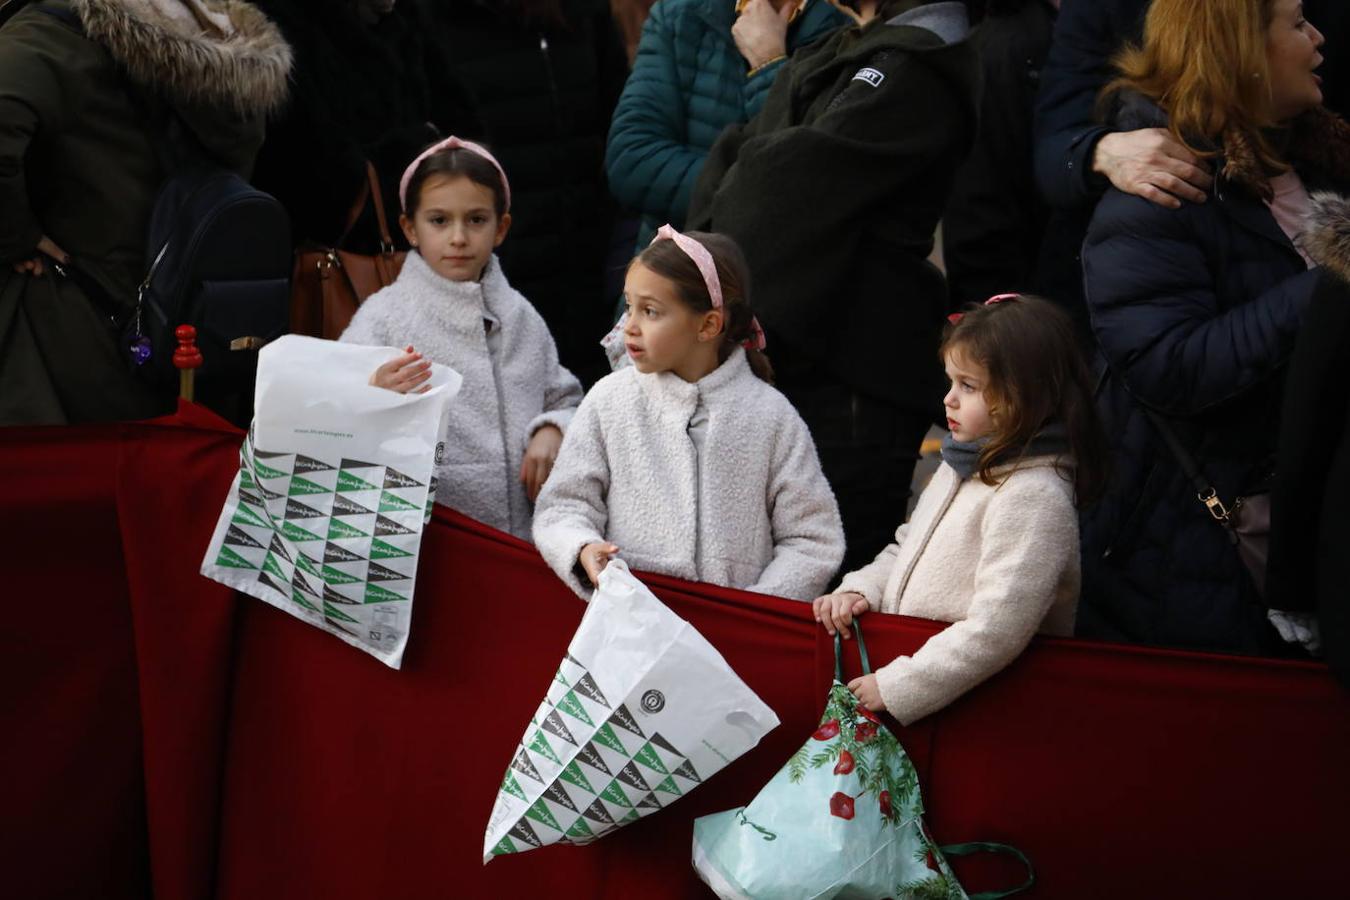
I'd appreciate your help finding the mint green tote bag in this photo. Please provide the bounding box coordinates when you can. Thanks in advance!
[692,623,1033,899]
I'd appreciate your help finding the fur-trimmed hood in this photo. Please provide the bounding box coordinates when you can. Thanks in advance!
[1301,191,1350,283]
[73,0,291,116]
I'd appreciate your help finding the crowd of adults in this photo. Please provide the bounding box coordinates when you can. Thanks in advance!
[2,0,1348,679]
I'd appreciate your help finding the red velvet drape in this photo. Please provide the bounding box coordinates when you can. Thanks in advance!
[2,406,1347,899]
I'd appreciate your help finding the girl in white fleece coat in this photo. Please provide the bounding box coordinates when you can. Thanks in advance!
[814,295,1107,725]
[533,228,844,601]
[341,138,581,540]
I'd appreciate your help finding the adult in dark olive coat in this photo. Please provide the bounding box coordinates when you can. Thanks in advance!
[1078,0,1350,654]
[0,0,291,425]
[688,0,979,573]
[422,0,629,385]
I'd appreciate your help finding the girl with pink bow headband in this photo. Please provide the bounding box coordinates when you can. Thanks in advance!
[600,225,768,373]
[533,225,845,603]
[645,224,767,353]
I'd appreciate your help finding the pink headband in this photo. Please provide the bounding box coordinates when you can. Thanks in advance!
[649,224,767,351]
[398,136,511,213]
[947,292,1020,324]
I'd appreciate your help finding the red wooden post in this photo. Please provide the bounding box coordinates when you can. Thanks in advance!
[173,324,203,402]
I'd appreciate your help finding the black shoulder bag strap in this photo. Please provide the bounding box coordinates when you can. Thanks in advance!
[1140,406,1240,528]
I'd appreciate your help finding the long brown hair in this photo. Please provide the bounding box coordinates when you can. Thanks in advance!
[941,296,1107,506]
[634,232,774,383]
[1100,0,1288,191]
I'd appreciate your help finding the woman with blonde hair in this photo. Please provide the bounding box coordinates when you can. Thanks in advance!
[1078,0,1350,653]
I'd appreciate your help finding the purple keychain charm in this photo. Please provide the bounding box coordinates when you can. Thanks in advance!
[129,334,153,365]
[128,285,152,366]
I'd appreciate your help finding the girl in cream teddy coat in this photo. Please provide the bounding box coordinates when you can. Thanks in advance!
[533,228,844,600]
[343,138,582,539]
[815,295,1107,725]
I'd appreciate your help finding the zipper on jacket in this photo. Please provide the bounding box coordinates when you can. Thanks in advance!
[688,419,701,580]
[538,33,563,135]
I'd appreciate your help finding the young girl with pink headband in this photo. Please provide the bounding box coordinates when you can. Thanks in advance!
[341,137,582,540]
[813,294,1107,725]
[533,227,845,600]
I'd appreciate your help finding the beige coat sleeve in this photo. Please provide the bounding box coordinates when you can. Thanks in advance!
[873,476,1078,725]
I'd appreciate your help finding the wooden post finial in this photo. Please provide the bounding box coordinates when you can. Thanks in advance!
[173,324,203,402]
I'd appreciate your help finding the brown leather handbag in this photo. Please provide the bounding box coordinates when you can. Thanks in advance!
[290,161,406,339]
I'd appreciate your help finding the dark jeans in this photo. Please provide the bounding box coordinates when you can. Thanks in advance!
[778,378,932,579]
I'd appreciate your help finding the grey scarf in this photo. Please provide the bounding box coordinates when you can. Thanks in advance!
[940,423,1071,481]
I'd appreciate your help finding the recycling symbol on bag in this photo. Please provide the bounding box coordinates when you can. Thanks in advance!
[640,690,665,714]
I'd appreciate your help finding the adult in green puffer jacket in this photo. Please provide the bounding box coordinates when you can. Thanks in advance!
[687,0,979,573]
[605,0,847,251]
[0,0,290,425]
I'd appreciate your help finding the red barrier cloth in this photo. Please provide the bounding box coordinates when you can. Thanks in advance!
[1,403,244,900]
[1,422,151,900]
[115,404,246,900]
[4,410,1350,899]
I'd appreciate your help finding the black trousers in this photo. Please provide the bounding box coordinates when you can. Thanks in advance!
[778,377,932,580]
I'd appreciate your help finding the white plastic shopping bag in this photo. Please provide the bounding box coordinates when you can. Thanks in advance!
[200,335,461,668]
[483,560,780,862]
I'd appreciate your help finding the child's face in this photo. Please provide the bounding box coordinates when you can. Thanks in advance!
[399,174,510,282]
[621,261,723,382]
[942,349,996,443]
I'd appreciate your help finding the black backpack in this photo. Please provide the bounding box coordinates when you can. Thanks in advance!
[131,158,291,407]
